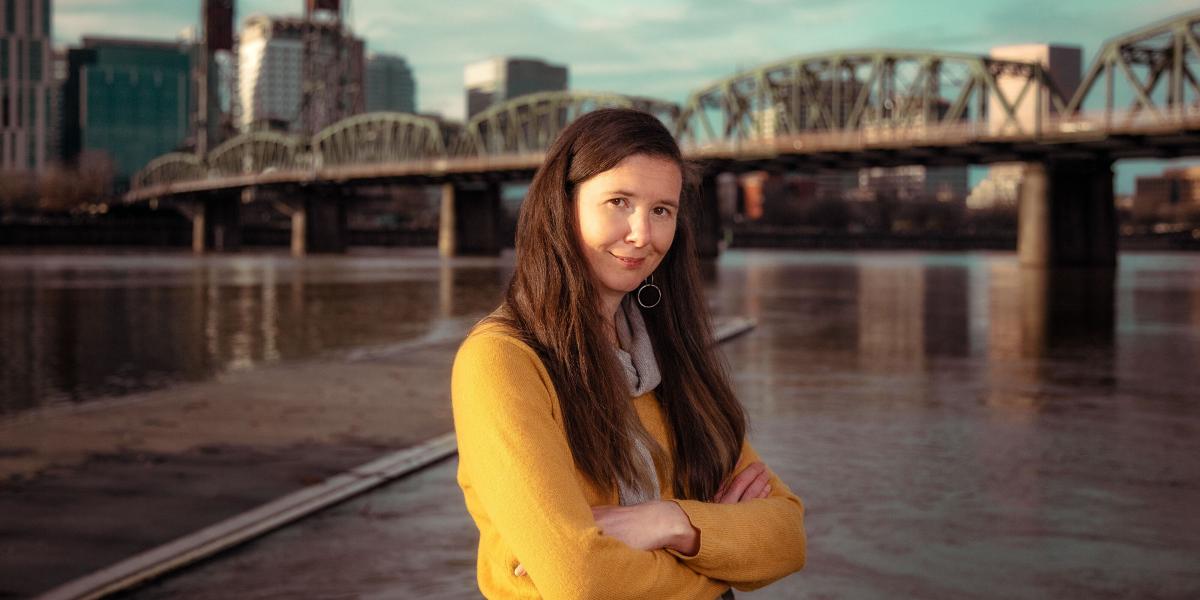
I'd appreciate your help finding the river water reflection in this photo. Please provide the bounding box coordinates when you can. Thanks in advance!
[711,251,1200,406]
[0,250,510,417]
[2,248,1199,417]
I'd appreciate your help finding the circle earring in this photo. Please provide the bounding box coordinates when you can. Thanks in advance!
[636,275,662,309]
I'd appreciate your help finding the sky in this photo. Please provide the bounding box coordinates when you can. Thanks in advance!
[53,0,1200,192]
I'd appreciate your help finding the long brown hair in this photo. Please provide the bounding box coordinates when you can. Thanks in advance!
[483,108,745,501]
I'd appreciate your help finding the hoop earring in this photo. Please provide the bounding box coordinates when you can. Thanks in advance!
[636,275,661,309]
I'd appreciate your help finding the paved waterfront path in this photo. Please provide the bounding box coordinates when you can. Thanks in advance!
[0,321,474,598]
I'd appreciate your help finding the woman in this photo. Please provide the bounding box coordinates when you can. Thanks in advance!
[452,108,805,599]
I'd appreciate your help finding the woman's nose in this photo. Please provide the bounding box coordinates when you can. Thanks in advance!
[626,211,651,246]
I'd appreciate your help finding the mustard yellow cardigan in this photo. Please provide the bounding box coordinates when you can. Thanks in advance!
[452,322,806,599]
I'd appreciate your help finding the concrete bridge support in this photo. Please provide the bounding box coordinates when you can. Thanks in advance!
[1017,159,1117,268]
[274,187,349,255]
[695,175,723,259]
[172,198,207,254]
[302,187,349,254]
[179,192,241,254]
[439,182,502,257]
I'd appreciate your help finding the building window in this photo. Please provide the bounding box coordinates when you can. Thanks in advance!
[3,0,13,34]
[28,39,39,82]
[0,38,8,79]
[26,118,33,167]
[42,0,49,36]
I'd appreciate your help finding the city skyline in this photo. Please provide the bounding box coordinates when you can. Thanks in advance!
[50,0,1200,192]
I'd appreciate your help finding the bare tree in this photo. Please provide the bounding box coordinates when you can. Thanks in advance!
[36,151,116,214]
[0,170,38,216]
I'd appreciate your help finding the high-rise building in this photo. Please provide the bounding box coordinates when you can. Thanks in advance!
[236,14,364,133]
[194,0,234,153]
[1,0,53,171]
[1132,166,1200,222]
[61,37,193,184]
[854,165,968,203]
[464,57,567,120]
[988,44,1081,136]
[365,52,415,113]
[44,45,64,164]
[970,44,1083,211]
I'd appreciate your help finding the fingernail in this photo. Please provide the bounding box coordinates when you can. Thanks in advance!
[764,485,772,495]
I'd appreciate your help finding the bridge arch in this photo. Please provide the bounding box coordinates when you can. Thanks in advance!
[131,153,206,189]
[313,112,451,166]
[1065,9,1200,121]
[207,131,304,177]
[455,91,681,156]
[677,49,1070,144]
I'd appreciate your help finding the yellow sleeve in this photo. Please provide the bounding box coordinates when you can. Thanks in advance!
[666,439,807,591]
[452,330,730,600]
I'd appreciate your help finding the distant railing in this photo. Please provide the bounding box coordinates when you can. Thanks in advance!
[130,105,1200,196]
[680,106,1200,157]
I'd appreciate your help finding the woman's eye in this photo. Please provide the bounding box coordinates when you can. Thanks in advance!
[654,206,673,216]
[609,198,628,207]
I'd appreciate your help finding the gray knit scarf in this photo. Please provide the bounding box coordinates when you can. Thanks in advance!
[615,302,736,598]
[613,295,663,506]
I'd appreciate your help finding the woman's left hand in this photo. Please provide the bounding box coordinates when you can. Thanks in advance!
[590,501,692,552]
[513,501,694,577]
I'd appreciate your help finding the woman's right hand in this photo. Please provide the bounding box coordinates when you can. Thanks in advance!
[713,461,772,503]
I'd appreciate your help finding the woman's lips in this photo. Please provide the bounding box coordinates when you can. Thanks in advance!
[612,254,645,269]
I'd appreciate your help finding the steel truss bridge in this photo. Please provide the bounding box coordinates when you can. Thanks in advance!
[128,10,1200,266]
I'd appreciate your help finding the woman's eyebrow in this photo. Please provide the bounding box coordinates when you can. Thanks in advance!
[607,190,679,207]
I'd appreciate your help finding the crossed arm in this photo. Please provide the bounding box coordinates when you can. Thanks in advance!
[452,331,806,599]
[514,460,777,576]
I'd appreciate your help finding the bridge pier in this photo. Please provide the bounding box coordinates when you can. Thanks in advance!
[181,192,241,254]
[171,198,206,254]
[439,182,502,257]
[1017,159,1116,268]
[303,187,349,254]
[695,175,722,259]
[274,187,349,255]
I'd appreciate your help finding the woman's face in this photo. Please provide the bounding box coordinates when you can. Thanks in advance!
[574,153,681,308]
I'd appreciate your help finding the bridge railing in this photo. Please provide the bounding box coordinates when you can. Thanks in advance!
[680,105,1200,157]
[1052,105,1200,133]
[129,104,1200,197]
